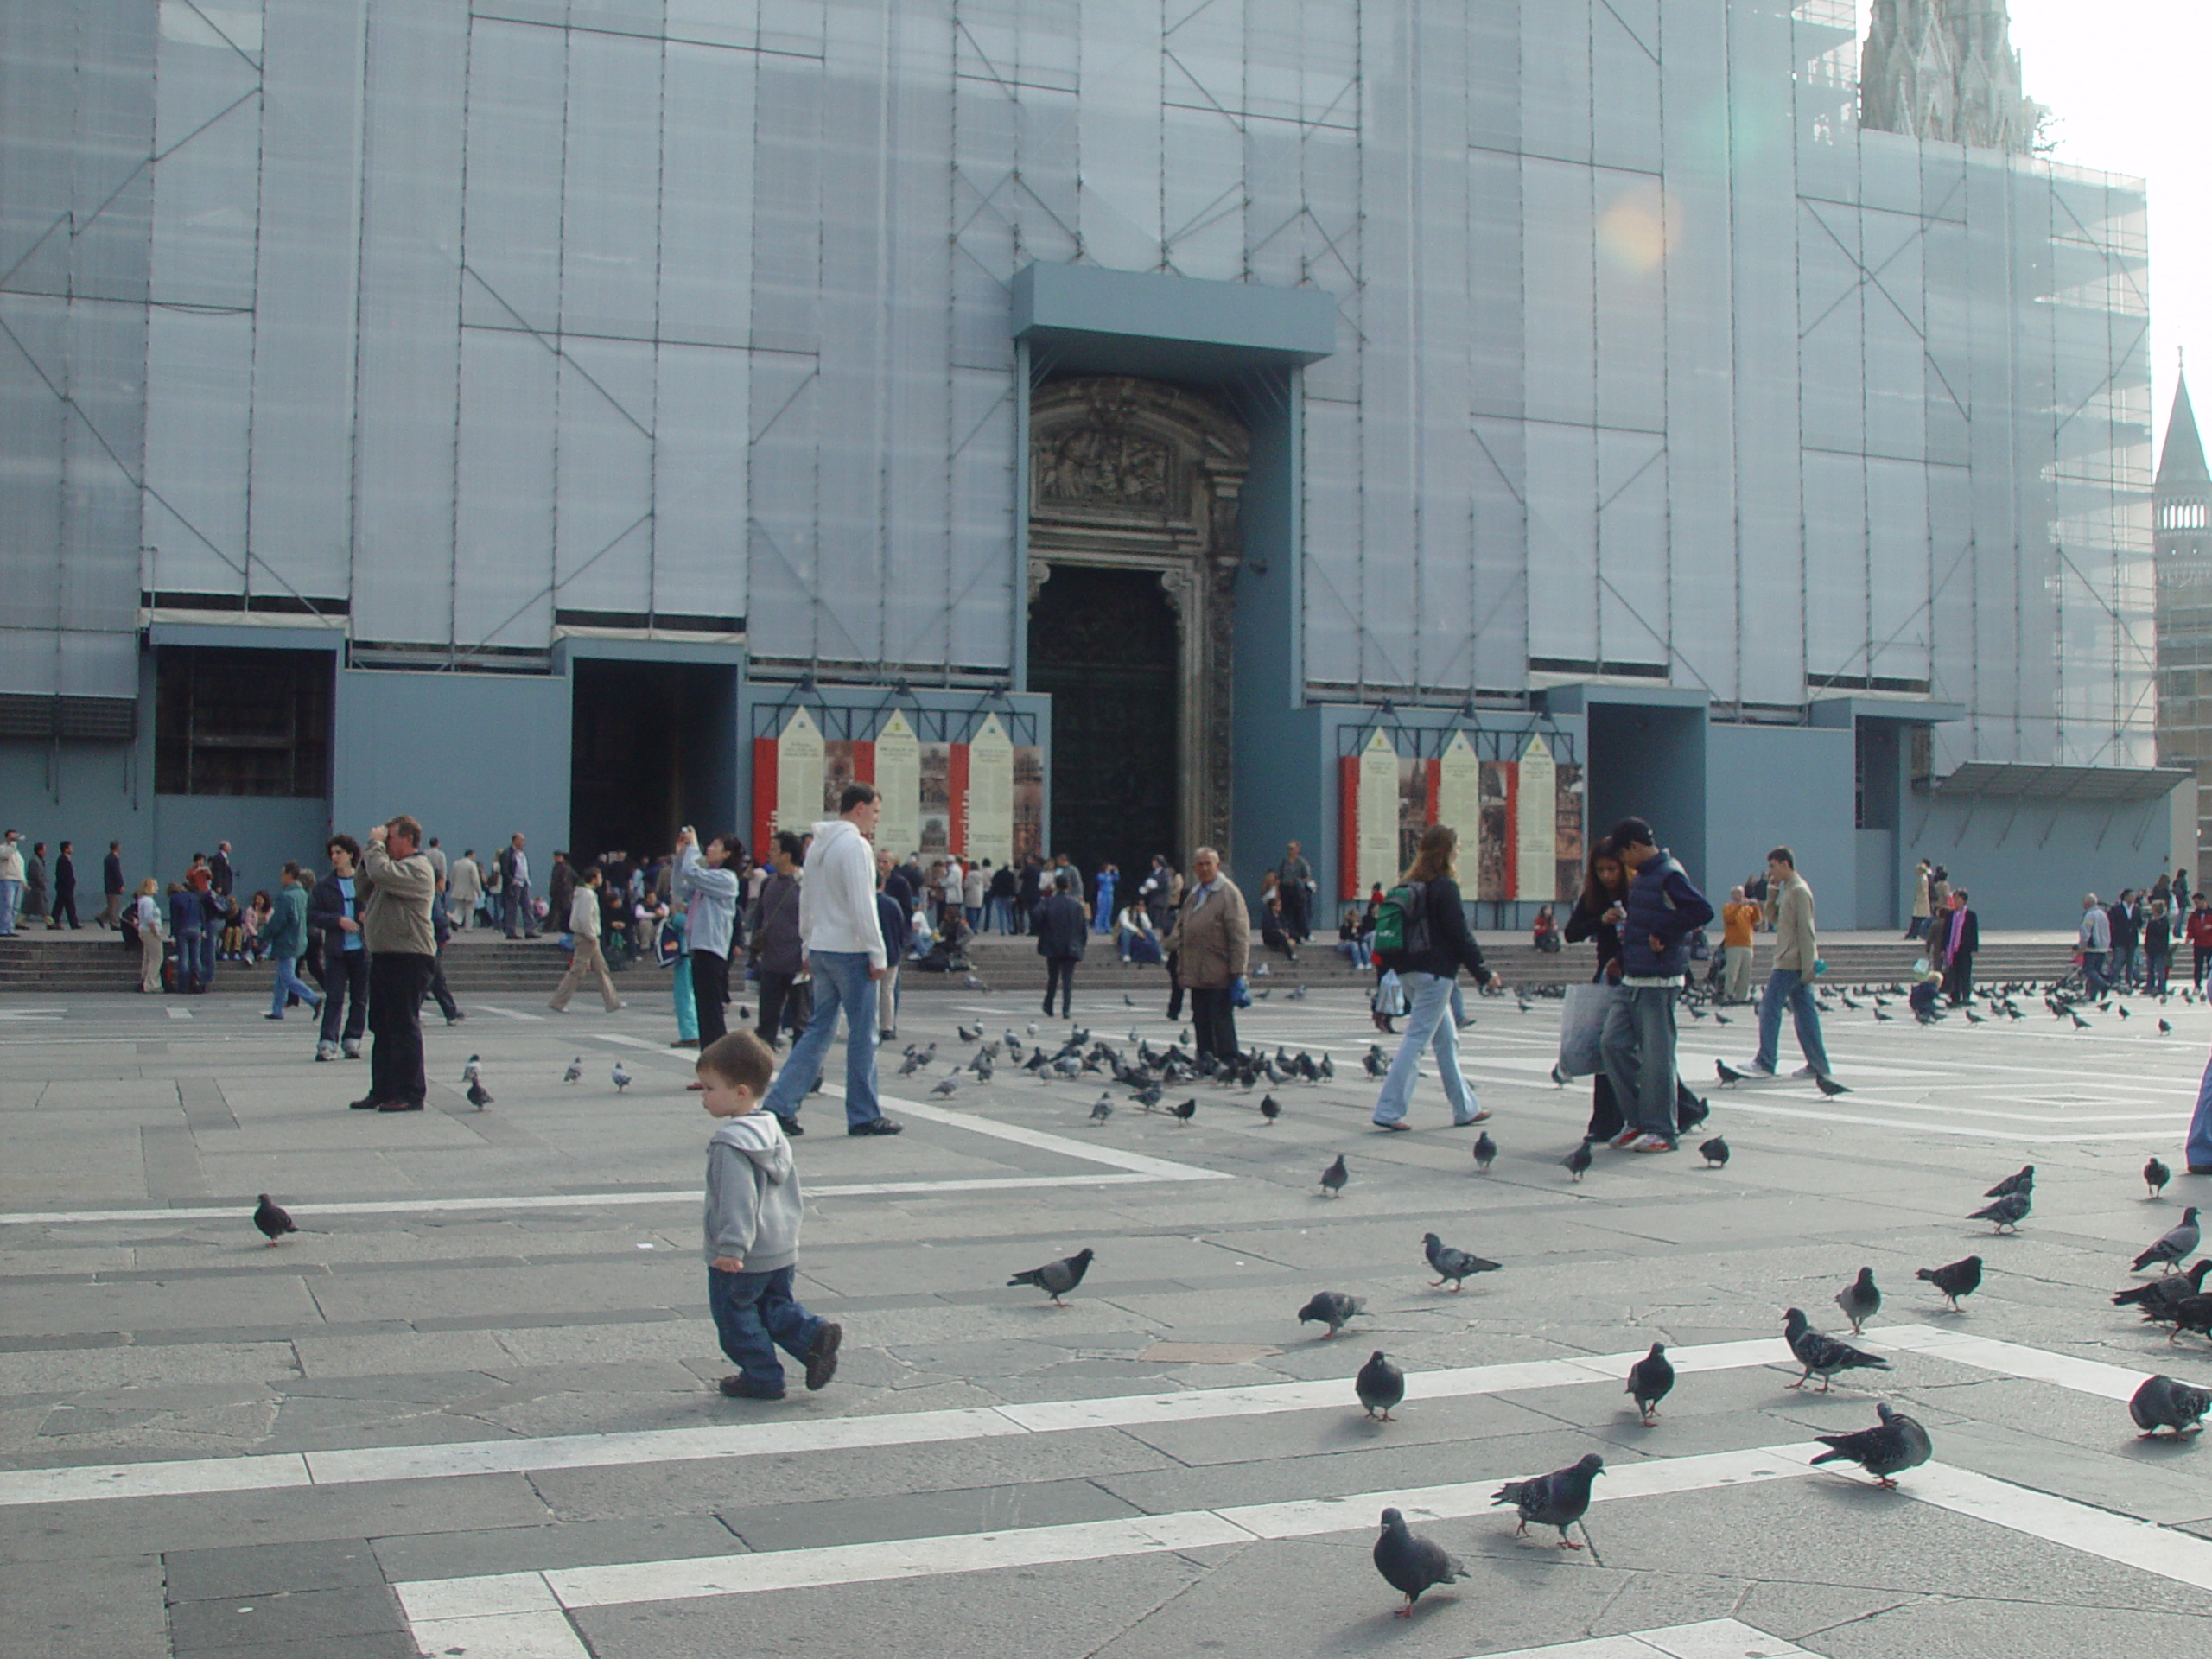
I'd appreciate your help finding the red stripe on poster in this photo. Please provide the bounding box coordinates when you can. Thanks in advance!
[1423,757,1440,826]
[1338,754,1360,899]
[852,740,875,784]
[948,743,970,855]
[1499,761,1518,902]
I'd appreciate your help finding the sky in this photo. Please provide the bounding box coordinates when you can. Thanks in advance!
[1855,2,2209,460]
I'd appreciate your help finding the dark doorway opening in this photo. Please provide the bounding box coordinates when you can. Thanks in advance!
[1027,563,1180,899]
[569,660,737,868]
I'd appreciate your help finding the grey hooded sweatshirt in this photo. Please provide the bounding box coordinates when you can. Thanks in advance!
[702,1111,804,1273]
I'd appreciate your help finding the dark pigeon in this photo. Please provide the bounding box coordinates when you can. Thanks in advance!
[1472,1131,1497,1172]
[1815,1075,1850,1097]
[1969,1191,2031,1232]
[1298,1291,1364,1340]
[2163,1294,2212,1343]
[2130,1374,2212,1438]
[1373,1507,1465,1618]
[1007,1248,1094,1306]
[1835,1267,1881,1334]
[1357,1351,1406,1421]
[1259,1094,1281,1124]
[466,1077,493,1109]
[1698,1136,1730,1168]
[1319,1154,1348,1197]
[1491,1452,1605,1548]
[251,1193,298,1247]
[1563,1139,1595,1182]
[1811,1402,1932,1488]
[2113,1259,2212,1318]
[2146,1156,2173,1198]
[1916,1255,1982,1310]
[1422,1233,1499,1291]
[1170,1097,1197,1126]
[1783,1307,1891,1392]
[1626,1342,1674,1425]
[2134,1207,2202,1273]
[1984,1165,2034,1198]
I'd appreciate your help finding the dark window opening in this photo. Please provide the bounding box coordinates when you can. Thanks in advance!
[156,646,334,798]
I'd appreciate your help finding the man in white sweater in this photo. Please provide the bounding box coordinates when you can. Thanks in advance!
[759,784,901,1136]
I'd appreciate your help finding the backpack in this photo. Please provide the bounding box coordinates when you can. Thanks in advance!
[1371,880,1431,967]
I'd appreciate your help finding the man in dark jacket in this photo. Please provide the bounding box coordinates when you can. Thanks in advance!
[1015,855,1043,936]
[1598,817,1713,1153]
[1941,891,1980,1005]
[99,841,124,928]
[209,842,234,899]
[748,832,806,1047]
[309,836,370,1061]
[2108,891,2141,988]
[48,841,79,930]
[1033,872,1088,1019]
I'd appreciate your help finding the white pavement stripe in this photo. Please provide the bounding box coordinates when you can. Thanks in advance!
[590,1033,666,1050]
[0,1324,2138,1510]
[1473,1619,1815,1659]
[1902,1462,2212,1592]
[869,1093,1230,1183]
[402,1608,592,1659]
[165,1007,192,1020]
[470,1004,544,1020]
[1682,1096,2177,1143]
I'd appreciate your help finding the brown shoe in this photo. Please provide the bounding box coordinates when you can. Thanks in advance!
[804,1322,842,1391]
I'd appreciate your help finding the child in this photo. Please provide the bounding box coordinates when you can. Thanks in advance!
[243,891,273,962]
[698,1032,842,1401]
[220,894,248,962]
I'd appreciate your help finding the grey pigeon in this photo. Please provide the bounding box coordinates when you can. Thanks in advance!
[1472,1131,1497,1172]
[1984,1165,2035,1198]
[563,1056,582,1084]
[957,1021,982,1042]
[1563,1138,1594,1182]
[2114,1259,2212,1318]
[1491,1452,1605,1548]
[1916,1255,1982,1309]
[1319,1154,1348,1197]
[611,1061,632,1093]
[2147,1156,2173,1198]
[1625,1343,1673,1425]
[1422,1233,1500,1291]
[466,1077,493,1109]
[1007,1247,1094,1306]
[251,1193,298,1246]
[1835,1267,1881,1334]
[461,1053,481,1084]
[963,972,988,991]
[2135,1207,2202,1273]
[1089,1093,1112,1123]
[1782,1307,1891,1392]
[1356,1350,1406,1421]
[1298,1291,1364,1340]
[1373,1507,1465,1618]
[1810,1402,1932,1488]
[1968,1191,2031,1232]
[2129,1373,2212,1438]
[898,1049,927,1076]
[930,1074,961,1097]
[1699,1136,1729,1168]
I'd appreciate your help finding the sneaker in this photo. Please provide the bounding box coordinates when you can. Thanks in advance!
[847,1117,904,1136]
[1790,1065,1824,1081]
[1608,1128,1643,1150]
[445,1012,465,1025]
[776,1116,804,1136]
[315,1043,337,1062]
[717,1375,785,1401]
[670,1038,699,1049]
[804,1323,842,1391]
[342,1041,361,1060]
[1738,1058,1776,1077]
[1630,1135,1677,1154]
[264,1013,285,1021]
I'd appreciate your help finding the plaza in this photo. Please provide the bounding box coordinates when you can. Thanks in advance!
[7,957,2212,1658]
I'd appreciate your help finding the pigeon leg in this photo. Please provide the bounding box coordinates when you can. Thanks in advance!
[1786,1371,1810,1389]
[1557,1529,1585,1550]
[1394,1600,1416,1619]
[1641,1410,1656,1427]
[1816,1375,1833,1393]
[1874,1477,1898,1491]
[1512,1519,1529,1537]
[266,1238,280,1249]
[1429,1277,1446,1287]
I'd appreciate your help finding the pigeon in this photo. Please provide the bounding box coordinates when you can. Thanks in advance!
[1319,1154,1348,1197]
[1835,1267,1881,1334]
[1491,1452,1605,1548]
[1563,1138,1595,1182]
[1815,1074,1850,1097]
[957,1021,982,1043]
[1089,1093,1113,1123]
[1698,1136,1730,1168]
[1916,1255,1982,1309]
[1712,1011,1731,1025]
[1811,1402,1933,1489]
[1299,1291,1364,1340]
[898,1049,928,1076]
[2134,1207,2202,1273]
[930,1074,961,1096]
[467,1077,493,1109]
[611,1061,632,1093]
[461,1053,481,1084]
[2120,1004,2133,1019]
[1259,1093,1281,1124]
[1422,1233,1499,1291]
[2147,1156,2173,1198]
[1984,1165,2035,1198]
[1782,1307,1891,1391]
[2130,1374,2212,1438]
[1170,1096,1196,1126]
[1129,1083,1163,1109]
[2160,1019,2174,1034]
[2164,1294,2212,1343]
[962,972,989,992]
[1872,1007,1893,1023]
[1363,1044,1386,1078]
[1318,1053,1335,1080]
[1373,1506,1465,1618]
[2070,1010,2091,1030]
[251,1193,298,1246]
[1007,1248,1094,1306]
[1356,1351,1406,1421]
[1963,1007,1985,1024]
[1969,1191,2031,1232]
[2114,1259,2212,1317]
[563,1057,582,1084]
[1286,984,1308,1001]
[1472,1131,1497,1172]
[1625,1342,1674,1425]
[1716,1060,1747,1084]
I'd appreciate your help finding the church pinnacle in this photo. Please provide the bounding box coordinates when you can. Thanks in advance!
[1861,0,2044,153]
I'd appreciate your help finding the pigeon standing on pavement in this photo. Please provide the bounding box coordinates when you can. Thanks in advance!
[2114,1260,2212,1320]
[1421,1233,1499,1291]
[1007,1248,1094,1306]
[1698,1136,1730,1168]
[1491,1452,1605,1548]
[1356,1351,1406,1421]
[1259,1094,1281,1124]
[563,1056,582,1084]
[1298,1291,1364,1340]
[930,1074,961,1097]
[1472,1130,1497,1172]
[251,1193,299,1247]
[1563,1138,1595,1182]
[1810,1402,1932,1488]
[1782,1307,1891,1391]
[2146,1156,2173,1198]
[1088,1093,1112,1123]
[1319,1154,1348,1197]
[612,1061,632,1093]
[2134,1207,2202,1274]
[2129,1374,2212,1438]
[1815,1075,1850,1097]
[1984,1166,2034,1198]
[467,1077,493,1109]
[1969,1191,2031,1232]
[1835,1267,1881,1334]
[461,1053,481,1084]
[1916,1255,1983,1310]
[1626,1343,1674,1425]
[1372,1507,1465,1618]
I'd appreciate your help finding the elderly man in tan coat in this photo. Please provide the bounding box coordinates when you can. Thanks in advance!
[1164,846,1249,1063]
[356,816,439,1114]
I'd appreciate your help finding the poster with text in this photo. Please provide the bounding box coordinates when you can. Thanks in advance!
[774,708,824,840]
[1435,732,1482,875]
[1553,762,1584,901]
[1477,760,1512,902]
[1013,746,1044,865]
[966,715,1014,870]
[1515,734,1557,902]
[1356,728,1400,899]
[873,710,922,860]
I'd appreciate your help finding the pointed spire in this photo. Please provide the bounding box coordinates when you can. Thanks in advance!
[2161,372,2209,489]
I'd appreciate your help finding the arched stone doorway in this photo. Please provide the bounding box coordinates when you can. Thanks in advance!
[1027,378,1249,874]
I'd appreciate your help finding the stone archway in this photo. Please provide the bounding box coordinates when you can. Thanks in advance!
[1027,377,1249,864]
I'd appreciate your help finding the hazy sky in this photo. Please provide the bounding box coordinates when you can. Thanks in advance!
[1856,2,2208,458]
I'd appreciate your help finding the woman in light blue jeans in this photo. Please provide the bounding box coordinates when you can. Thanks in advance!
[1370,823,1502,1129]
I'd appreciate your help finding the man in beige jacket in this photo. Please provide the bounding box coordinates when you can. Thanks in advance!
[1163,846,1249,1063]
[1738,846,1833,1084]
[357,816,439,1113]
[550,865,625,1015]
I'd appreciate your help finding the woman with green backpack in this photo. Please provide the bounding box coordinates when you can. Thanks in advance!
[1370,823,1502,1130]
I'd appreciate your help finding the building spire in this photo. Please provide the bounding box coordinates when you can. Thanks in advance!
[1861,0,2044,153]
[2161,371,2209,490]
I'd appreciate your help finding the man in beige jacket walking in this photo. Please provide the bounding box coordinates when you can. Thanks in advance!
[1163,846,1249,1063]
[549,865,625,1015]
[1737,846,1833,1084]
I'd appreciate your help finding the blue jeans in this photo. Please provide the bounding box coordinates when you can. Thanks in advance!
[2147,948,2171,996]
[2190,1046,2212,1172]
[673,953,698,1042]
[708,1264,824,1393]
[0,878,17,934]
[2082,950,2110,995]
[1753,969,1831,1077]
[985,897,1014,933]
[760,949,881,1127]
[268,956,322,1018]
[1371,970,1480,1126]
[1601,985,1681,1141]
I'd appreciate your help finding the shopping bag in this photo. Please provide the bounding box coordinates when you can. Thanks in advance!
[1371,969,1408,1020]
[1557,981,1616,1078]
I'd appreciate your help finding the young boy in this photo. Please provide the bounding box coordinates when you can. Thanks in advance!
[698,1031,842,1400]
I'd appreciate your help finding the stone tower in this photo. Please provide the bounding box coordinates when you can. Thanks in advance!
[1861,0,2044,153]
[2156,371,2212,866]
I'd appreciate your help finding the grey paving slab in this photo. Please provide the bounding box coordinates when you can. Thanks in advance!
[0,1554,168,1659]
[1805,1598,2212,1659]
[166,1585,404,1652]
[162,1635,421,1659]
[371,1516,744,1584]
[162,1537,385,1600]
[717,1475,1147,1553]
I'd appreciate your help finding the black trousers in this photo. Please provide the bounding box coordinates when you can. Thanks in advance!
[1043,958,1076,1017]
[2196,944,2211,988]
[429,948,461,1020]
[1281,883,1310,941]
[49,887,78,927]
[1190,986,1238,1061]
[319,950,368,1044]
[690,951,730,1046]
[367,952,433,1106]
[1942,952,1974,1005]
[755,968,810,1044]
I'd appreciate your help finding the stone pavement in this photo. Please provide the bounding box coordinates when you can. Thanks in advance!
[4,976,2212,1657]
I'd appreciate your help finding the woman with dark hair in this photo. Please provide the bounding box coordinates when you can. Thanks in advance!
[1562,838,1707,1143]
[1370,823,1501,1130]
